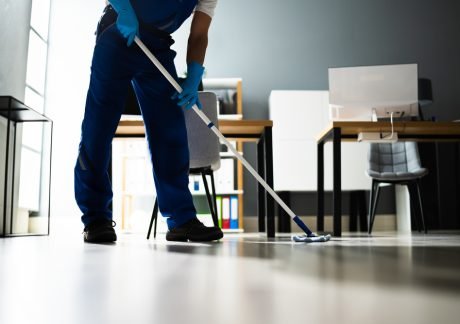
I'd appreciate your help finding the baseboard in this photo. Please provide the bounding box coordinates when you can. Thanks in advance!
[243,214,396,233]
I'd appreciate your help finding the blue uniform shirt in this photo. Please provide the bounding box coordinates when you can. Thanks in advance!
[130,0,198,34]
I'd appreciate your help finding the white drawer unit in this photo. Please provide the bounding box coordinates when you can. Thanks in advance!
[269,90,371,192]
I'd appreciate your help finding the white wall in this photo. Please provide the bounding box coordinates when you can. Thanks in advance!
[46,0,105,225]
[0,0,31,99]
[46,0,192,226]
[0,0,32,232]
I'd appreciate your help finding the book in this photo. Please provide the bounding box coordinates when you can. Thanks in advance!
[230,195,239,229]
[222,196,230,229]
[188,175,203,194]
[216,196,223,228]
[214,158,234,193]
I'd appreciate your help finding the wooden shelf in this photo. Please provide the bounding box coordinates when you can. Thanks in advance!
[218,114,243,120]
[222,229,244,234]
[220,152,243,158]
[191,190,243,196]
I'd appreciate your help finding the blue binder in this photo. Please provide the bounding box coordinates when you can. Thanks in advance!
[230,196,239,229]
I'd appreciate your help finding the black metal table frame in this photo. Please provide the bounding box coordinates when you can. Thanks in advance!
[255,127,275,238]
[317,127,342,237]
[317,126,460,237]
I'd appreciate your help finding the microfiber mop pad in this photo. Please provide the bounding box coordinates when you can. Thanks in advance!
[292,233,332,243]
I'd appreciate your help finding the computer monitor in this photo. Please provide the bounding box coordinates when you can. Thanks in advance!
[328,64,419,121]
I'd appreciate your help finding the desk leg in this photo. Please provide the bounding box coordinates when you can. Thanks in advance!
[9,122,18,235]
[333,127,342,237]
[3,110,12,235]
[257,136,266,233]
[264,126,275,238]
[317,141,325,232]
[278,191,291,232]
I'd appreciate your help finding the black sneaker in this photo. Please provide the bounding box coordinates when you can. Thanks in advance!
[83,219,117,243]
[166,218,223,242]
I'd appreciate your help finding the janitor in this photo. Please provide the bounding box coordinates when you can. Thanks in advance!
[74,0,223,243]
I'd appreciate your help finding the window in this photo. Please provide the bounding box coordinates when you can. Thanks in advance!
[19,0,51,213]
[25,30,47,96]
[26,0,51,104]
[30,0,51,41]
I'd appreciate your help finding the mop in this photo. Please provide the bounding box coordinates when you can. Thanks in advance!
[134,37,331,243]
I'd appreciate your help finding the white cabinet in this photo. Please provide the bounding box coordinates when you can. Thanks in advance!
[269,90,371,192]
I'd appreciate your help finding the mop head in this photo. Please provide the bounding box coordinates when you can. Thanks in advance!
[292,233,332,243]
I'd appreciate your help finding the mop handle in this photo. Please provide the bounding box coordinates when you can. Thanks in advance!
[134,37,312,234]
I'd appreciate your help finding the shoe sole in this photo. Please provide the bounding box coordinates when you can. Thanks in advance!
[166,231,224,242]
[84,231,117,243]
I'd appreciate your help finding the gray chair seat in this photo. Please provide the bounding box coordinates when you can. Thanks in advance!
[185,93,221,172]
[367,168,428,182]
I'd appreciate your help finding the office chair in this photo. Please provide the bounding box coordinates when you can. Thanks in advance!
[367,142,428,234]
[147,91,221,239]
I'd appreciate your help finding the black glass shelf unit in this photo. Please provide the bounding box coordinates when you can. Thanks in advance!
[1,96,53,237]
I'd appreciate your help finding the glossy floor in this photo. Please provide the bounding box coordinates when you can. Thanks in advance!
[1,231,460,324]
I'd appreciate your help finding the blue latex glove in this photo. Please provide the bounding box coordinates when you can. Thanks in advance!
[172,62,205,110]
[110,0,139,46]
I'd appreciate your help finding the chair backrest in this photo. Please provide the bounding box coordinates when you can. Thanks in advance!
[184,91,220,170]
[368,142,422,173]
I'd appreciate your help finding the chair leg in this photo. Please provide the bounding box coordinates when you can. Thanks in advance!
[202,172,219,227]
[415,180,427,234]
[153,198,159,238]
[408,183,421,233]
[147,198,159,240]
[349,191,358,232]
[369,181,381,234]
[358,190,368,232]
[209,171,219,227]
[368,180,376,234]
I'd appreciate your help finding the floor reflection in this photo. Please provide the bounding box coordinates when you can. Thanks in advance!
[150,233,460,295]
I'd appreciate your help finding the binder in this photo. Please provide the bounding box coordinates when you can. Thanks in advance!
[188,175,204,194]
[216,196,223,228]
[214,158,234,192]
[230,196,239,229]
[222,196,230,229]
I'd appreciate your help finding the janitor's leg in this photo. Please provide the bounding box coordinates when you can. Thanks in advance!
[132,52,196,229]
[75,25,134,227]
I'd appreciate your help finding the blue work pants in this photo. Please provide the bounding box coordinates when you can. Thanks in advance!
[74,24,196,229]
